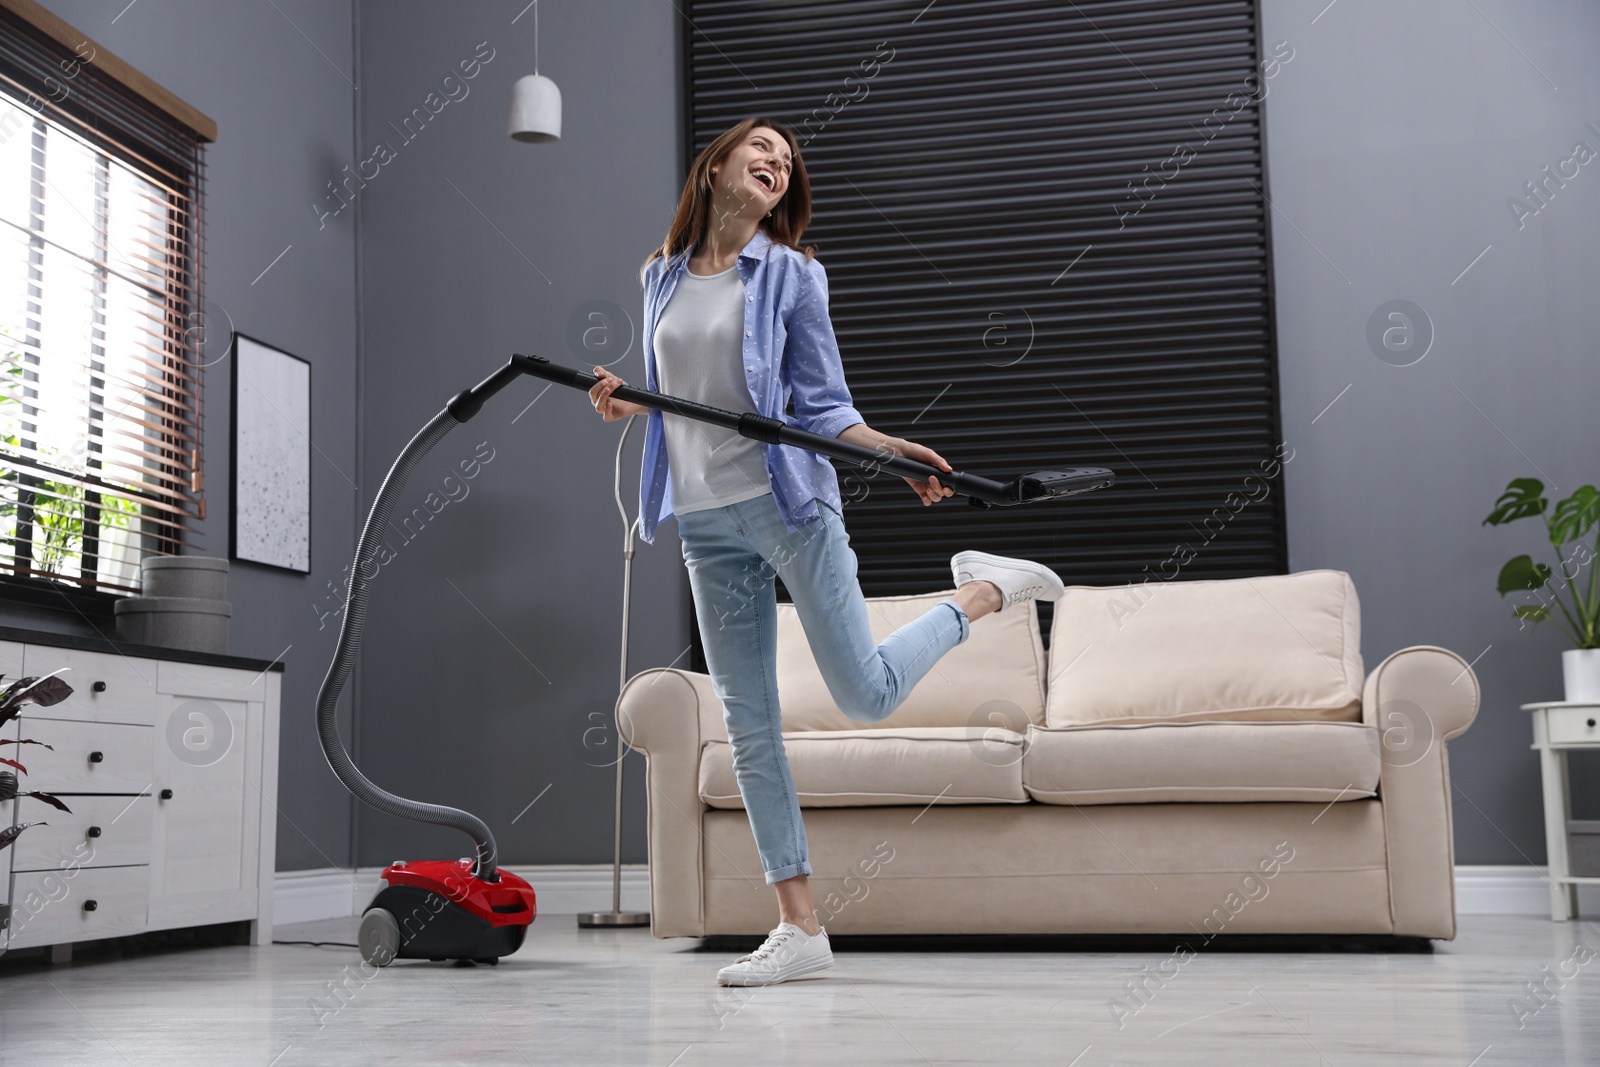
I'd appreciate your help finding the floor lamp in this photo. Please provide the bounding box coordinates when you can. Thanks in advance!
[578,412,650,928]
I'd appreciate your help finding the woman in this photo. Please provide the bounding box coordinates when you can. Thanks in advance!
[589,117,1064,986]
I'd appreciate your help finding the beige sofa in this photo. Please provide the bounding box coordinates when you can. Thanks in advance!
[618,569,1479,940]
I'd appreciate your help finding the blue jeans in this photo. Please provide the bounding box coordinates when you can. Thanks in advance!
[676,491,970,884]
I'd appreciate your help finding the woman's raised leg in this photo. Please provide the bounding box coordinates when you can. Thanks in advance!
[757,497,972,725]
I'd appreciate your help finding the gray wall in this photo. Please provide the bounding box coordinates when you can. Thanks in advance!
[21,0,361,872]
[349,0,684,868]
[351,0,1600,871]
[13,1,1595,877]
[1258,0,1600,858]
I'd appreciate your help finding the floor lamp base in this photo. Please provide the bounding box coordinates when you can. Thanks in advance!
[577,911,651,927]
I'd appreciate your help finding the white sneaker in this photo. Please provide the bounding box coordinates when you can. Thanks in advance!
[716,922,833,986]
[952,549,1065,613]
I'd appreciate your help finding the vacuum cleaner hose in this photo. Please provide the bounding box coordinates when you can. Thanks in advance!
[311,350,1113,891]
[314,406,499,881]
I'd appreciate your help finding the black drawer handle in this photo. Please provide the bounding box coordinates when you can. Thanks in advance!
[83,900,98,912]
[86,826,102,838]
[159,788,173,800]
[88,751,104,763]
[1589,718,1596,728]
[92,680,107,693]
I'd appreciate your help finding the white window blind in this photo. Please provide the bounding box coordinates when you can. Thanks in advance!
[0,8,209,601]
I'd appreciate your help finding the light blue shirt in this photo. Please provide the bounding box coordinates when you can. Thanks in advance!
[637,228,865,545]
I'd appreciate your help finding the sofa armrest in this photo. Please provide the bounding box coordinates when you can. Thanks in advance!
[616,667,723,936]
[1361,645,1481,938]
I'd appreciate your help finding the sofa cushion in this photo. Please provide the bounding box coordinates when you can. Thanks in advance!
[1045,569,1363,726]
[699,727,1029,809]
[1022,719,1380,804]
[776,589,1046,731]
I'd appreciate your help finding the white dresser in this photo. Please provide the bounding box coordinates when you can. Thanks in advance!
[0,632,282,960]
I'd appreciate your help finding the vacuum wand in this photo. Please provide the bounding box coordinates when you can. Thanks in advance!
[457,354,1114,507]
[317,350,1113,909]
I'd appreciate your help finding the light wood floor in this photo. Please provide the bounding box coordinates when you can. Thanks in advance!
[1,912,1597,1065]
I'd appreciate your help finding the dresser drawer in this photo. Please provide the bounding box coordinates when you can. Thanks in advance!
[6,865,149,949]
[1548,707,1600,745]
[10,794,153,872]
[158,658,270,703]
[12,718,153,793]
[22,644,158,725]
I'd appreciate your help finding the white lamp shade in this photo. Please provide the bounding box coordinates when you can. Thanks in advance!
[510,74,561,143]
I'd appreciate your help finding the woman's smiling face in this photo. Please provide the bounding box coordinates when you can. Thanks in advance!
[711,126,793,220]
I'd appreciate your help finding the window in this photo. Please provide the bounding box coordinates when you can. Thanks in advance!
[0,5,212,606]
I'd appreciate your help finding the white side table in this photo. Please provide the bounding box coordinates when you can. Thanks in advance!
[1523,701,1600,920]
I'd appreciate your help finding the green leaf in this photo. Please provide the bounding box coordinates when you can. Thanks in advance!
[1497,555,1551,596]
[1549,485,1600,546]
[1484,478,1547,525]
[1512,604,1550,621]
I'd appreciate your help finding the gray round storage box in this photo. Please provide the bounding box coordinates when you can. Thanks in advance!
[140,555,229,600]
[114,596,231,654]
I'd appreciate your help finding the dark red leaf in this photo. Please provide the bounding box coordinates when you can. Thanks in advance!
[1,672,74,710]
[24,674,74,707]
[0,739,54,750]
[0,756,25,774]
[23,791,71,813]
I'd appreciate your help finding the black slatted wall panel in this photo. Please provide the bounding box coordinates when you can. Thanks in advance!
[682,0,1286,661]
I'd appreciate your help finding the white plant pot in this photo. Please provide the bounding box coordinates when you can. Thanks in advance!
[1562,648,1600,703]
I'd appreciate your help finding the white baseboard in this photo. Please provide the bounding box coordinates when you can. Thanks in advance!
[1453,864,1600,917]
[273,864,650,927]
[273,868,371,927]
[273,864,1596,928]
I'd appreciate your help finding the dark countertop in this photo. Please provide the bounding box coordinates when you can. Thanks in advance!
[0,623,286,674]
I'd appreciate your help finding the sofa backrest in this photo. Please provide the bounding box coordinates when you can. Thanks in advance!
[1045,569,1363,726]
[776,588,1047,731]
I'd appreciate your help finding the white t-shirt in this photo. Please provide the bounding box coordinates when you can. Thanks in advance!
[653,262,773,516]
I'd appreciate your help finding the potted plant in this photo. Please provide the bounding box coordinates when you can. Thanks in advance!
[0,670,76,852]
[1484,478,1600,701]
[2,354,139,587]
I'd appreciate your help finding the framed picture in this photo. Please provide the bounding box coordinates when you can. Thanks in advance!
[229,332,311,573]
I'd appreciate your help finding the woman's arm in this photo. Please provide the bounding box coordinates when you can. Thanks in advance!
[837,422,955,507]
[784,258,866,440]
[785,259,955,507]
[589,365,649,420]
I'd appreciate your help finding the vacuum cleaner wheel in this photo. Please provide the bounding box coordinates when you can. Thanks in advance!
[359,907,401,968]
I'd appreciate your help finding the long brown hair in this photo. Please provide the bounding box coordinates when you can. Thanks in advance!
[640,116,817,285]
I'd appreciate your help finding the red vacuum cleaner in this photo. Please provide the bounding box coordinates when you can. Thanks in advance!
[316,353,1113,967]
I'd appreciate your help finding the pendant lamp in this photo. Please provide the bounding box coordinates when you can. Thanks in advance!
[509,1,561,143]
